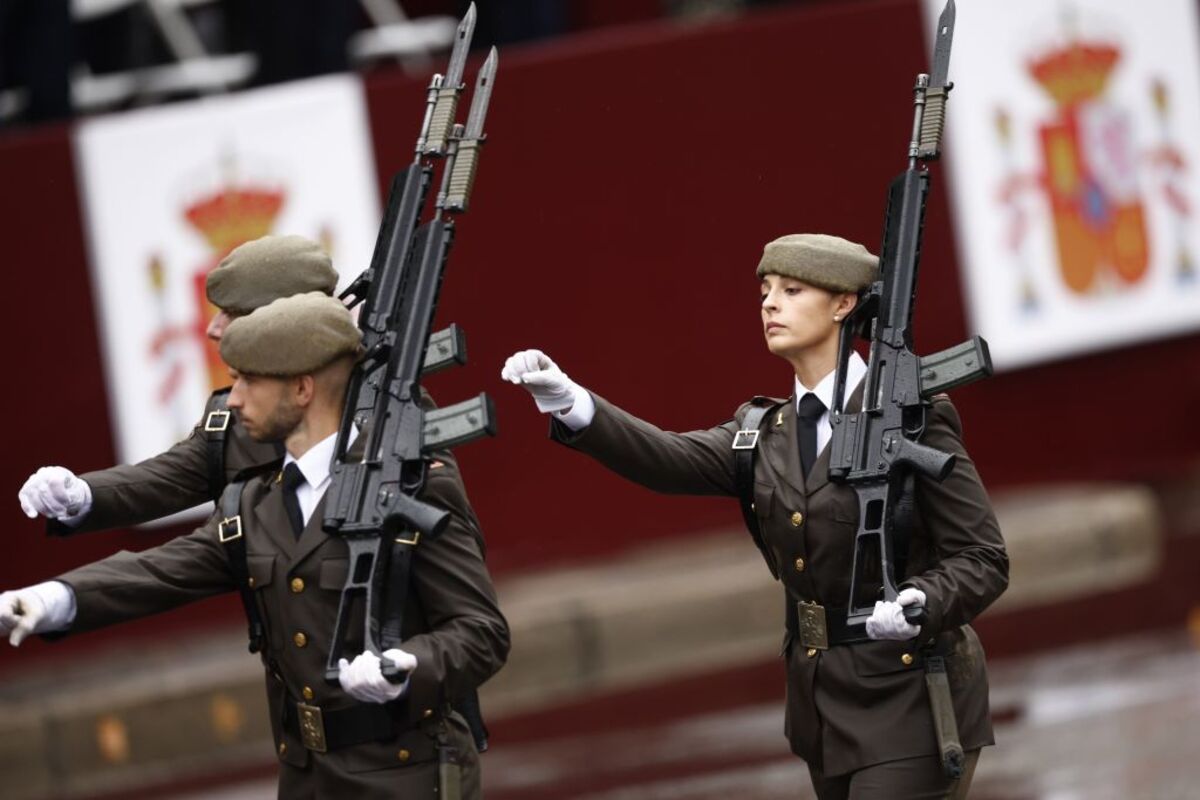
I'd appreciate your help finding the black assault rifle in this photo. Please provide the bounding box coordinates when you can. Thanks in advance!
[828,0,990,635]
[321,3,498,717]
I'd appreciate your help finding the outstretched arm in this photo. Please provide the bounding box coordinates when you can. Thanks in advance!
[501,348,743,497]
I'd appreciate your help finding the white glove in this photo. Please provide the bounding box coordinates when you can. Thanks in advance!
[865,587,926,641]
[18,467,93,522]
[0,582,76,646]
[500,349,582,413]
[337,648,417,704]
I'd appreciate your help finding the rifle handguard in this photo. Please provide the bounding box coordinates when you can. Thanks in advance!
[444,138,483,213]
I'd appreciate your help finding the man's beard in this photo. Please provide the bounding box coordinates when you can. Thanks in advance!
[252,396,305,443]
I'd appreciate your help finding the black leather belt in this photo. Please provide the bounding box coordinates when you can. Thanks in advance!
[282,699,409,752]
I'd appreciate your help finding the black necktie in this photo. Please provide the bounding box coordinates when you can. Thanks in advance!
[281,463,306,539]
[797,392,826,479]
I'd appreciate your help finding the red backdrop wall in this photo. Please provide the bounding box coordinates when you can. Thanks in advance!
[2,0,1198,664]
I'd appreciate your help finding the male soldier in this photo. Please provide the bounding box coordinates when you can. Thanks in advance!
[2,293,509,799]
[17,234,338,533]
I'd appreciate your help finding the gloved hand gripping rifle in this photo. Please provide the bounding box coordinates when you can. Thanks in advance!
[322,4,498,687]
[828,0,991,635]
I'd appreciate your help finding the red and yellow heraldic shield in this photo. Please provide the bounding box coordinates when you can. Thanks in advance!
[184,185,286,391]
[1033,42,1150,293]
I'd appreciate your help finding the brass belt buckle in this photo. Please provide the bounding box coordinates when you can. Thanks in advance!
[297,702,328,752]
[797,601,829,650]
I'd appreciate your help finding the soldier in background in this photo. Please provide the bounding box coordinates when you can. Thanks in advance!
[502,234,1008,800]
[17,234,336,534]
[2,293,509,798]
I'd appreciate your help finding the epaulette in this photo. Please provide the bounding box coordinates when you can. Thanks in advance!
[749,395,788,407]
[231,458,284,485]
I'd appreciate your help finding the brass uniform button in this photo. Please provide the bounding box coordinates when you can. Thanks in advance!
[794,557,806,573]
[901,653,914,666]
[293,632,308,648]
[247,577,256,588]
[791,511,804,527]
[290,577,305,593]
[422,708,434,719]
[278,742,287,756]
[302,686,314,701]
[397,749,411,763]
[806,648,818,658]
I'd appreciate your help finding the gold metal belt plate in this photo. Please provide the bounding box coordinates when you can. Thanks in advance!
[297,702,328,752]
[797,601,829,650]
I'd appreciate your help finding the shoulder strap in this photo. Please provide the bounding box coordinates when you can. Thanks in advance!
[733,404,780,580]
[215,479,264,653]
[204,391,232,501]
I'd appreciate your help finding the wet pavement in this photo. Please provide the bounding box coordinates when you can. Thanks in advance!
[170,627,1200,800]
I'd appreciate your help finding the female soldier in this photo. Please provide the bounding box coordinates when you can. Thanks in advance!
[501,233,1008,800]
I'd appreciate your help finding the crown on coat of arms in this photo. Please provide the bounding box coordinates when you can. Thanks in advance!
[1029,41,1120,107]
[184,185,285,256]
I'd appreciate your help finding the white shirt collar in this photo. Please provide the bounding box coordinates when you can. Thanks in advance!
[282,426,359,489]
[794,351,868,412]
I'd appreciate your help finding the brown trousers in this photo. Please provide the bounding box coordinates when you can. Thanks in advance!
[808,749,980,800]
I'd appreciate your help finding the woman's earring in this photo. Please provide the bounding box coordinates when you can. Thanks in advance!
[833,316,841,322]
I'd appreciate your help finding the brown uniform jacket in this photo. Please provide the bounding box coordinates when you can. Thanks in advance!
[49,389,280,536]
[51,388,448,537]
[54,430,510,791]
[551,384,1008,776]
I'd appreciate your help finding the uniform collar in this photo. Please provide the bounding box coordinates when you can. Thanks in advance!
[793,351,867,413]
[282,425,359,489]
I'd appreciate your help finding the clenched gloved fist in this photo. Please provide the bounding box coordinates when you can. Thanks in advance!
[865,587,926,641]
[500,349,583,413]
[0,582,75,646]
[18,467,92,522]
[337,648,418,704]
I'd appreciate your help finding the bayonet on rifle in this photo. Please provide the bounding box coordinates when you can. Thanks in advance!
[444,47,497,213]
[423,3,477,156]
[917,0,955,160]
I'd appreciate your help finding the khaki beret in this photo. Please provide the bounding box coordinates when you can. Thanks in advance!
[206,235,338,314]
[755,233,878,293]
[220,292,362,377]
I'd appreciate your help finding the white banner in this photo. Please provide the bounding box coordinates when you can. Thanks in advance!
[75,75,380,524]
[922,0,1200,369]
